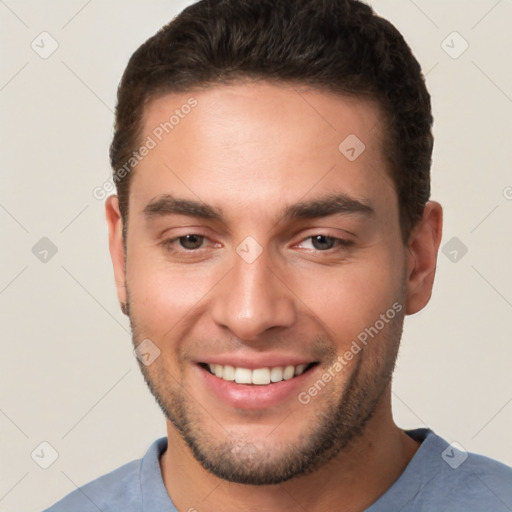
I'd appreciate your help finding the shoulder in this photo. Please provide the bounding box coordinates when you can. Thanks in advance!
[42,458,142,512]
[438,445,512,508]
[41,438,168,512]
[369,429,512,512]
[410,429,512,511]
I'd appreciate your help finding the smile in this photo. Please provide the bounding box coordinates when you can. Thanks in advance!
[201,363,317,385]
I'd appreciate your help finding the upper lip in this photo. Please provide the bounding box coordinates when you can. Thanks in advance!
[197,354,316,369]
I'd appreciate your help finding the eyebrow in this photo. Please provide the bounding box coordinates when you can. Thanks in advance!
[142,193,374,223]
[282,194,375,221]
[143,195,223,221]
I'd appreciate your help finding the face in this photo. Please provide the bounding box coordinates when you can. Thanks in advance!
[107,82,429,485]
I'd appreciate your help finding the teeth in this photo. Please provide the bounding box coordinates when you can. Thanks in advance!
[252,368,270,385]
[222,365,235,381]
[234,367,252,384]
[270,366,283,382]
[294,364,306,376]
[206,363,309,385]
[283,365,295,380]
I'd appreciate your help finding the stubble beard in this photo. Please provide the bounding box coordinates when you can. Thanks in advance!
[128,303,405,485]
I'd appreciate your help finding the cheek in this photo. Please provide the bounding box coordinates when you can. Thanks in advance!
[125,248,217,336]
[290,253,405,345]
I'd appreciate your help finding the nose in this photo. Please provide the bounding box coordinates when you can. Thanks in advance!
[210,249,297,341]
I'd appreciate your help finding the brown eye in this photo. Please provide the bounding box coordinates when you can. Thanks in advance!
[296,235,353,253]
[310,235,337,250]
[178,234,205,250]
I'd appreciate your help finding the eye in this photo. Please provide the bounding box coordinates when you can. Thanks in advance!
[160,234,214,254]
[177,234,205,250]
[310,235,336,250]
[298,235,352,251]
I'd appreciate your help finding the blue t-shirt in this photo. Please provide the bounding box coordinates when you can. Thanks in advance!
[42,429,512,511]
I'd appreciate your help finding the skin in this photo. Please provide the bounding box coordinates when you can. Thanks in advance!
[106,81,443,512]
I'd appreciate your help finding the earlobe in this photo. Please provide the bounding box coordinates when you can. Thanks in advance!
[405,201,443,315]
[105,195,128,313]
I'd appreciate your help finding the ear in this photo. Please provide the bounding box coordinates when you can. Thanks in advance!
[405,201,443,315]
[105,195,127,313]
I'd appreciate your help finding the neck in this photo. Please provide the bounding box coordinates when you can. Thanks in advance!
[159,388,420,512]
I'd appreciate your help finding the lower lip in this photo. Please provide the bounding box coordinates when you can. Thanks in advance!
[196,364,318,409]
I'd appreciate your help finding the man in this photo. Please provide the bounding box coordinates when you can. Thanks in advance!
[44,0,512,510]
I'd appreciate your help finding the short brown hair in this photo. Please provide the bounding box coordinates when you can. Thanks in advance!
[110,0,433,242]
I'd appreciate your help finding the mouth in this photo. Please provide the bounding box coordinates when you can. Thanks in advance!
[199,362,319,385]
[196,359,322,409]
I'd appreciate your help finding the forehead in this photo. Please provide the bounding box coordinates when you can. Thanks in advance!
[131,81,396,224]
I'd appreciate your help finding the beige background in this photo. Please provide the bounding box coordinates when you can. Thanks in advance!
[1,0,511,510]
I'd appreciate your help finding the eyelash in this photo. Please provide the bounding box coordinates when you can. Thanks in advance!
[159,234,216,254]
[159,234,353,255]
[297,235,354,252]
